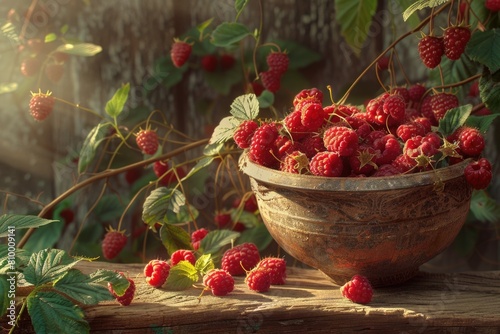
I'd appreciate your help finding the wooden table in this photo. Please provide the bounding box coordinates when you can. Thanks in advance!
[6,262,500,333]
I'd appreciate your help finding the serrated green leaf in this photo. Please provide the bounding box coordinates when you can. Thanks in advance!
[0,82,17,94]
[203,143,223,156]
[56,43,102,57]
[27,291,89,334]
[160,224,192,255]
[44,33,57,43]
[208,116,241,145]
[0,215,57,237]
[230,93,259,120]
[0,276,10,317]
[335,0,377,56]
[164,261,199,290]
[466,29,500,73]
[194,254,215,275]
[402,0,448,22]
[23,220,64,253]
[465,114,499,133]
[197,18,214,34]
[479,69,500,113]
[78,122,111,173]
[437,104,472,137]
[0,245,31,271]
[153,56,185,89]
[165,204,199,225]
[236,223,273,251]
[142,188,186,225]
[257,90,274,108]
[211,22,252,47]
[53,269,113,304]
[89,269,130,296]
[235,0,249,15]
[105,83,130,118]
[23,249,79,286]
[199,230,240,255]
[394,0,420,28]
[470,190,500,223]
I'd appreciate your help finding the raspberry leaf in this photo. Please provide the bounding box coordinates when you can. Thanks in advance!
[0,214,56,237]
[27,291,89,334]
[198,230,240,255]
[428,56,478,100]
[195,254,215,275]
[163,261,198,290]
[437,104,472,137]
[466,29,500,73]
[230,93,259,120]
[160,224,192,255]
[23,249,80,286]
[53,269,114,304]
[105,83,130,119]
[89,269,130,297]
[470,190,500,223]
[142,188,186,225]
[465,114,499,134]
[258,90,274,108]
[78,122,112,173]
[402,0,449,22]
[56,42,102,57]
[479,68,500,112]
[211,22,251,47]
[165,204,199,225]
[209,116,241,144]
[235,0,249,19]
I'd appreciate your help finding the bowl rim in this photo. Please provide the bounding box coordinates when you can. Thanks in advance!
[239,152,471,192]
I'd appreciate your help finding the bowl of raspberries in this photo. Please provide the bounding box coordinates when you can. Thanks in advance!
[234,87,492,287]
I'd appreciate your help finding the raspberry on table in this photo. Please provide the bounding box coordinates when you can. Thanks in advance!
[136,129,159,155]
[418,35,444,69]
[170,249,196,266]
[464,158,492,190]
[191,228,209,250]
[29,91,55,121]
[221,242,260,276]
[443,26,471,60]
[102,228,127,260]
[340,274,373,304]
[257,257,287,285]
[203,269,235,296]
[309,151,344,177]
[170,39,192,68]
[323,126,359,157]
[233,120,259,149]
[108,274,135,306]
[144,259,171,288]
[245,267,272,293]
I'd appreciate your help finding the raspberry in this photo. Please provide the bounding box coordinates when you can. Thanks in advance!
[266,51,289,75]
[260,70,281,93]
[403,132,441,159]
[245,268,272,293]
[383,94,406,123]
[257,257,287,285]
[418,35,444,69]
[413,117,432,133]
[340,275,373,304]
[108,274,135,306]
[458,127,485,157]
[221,242,260,276]
[464,158,492,190]
[299,102,326,131]
[443,26,471,60]
[299,134,326,159]
[396,121,426,142]
[45,63,64,83]
[419,94,438,125]
[486,0,500,11]
[20,57,41,76]
[365,94,389,126]
[248,122,280,168]
[201,54,218,72]
[323,126,359,157]
[219,54,236,70]
[390,87,410,104]
[250,82,265,96]
[372,134,402,165]
[233,120,258,149]
[102,228,127,260]
[408,84,426,103]
[144,259,171,288]
[136,129,159,155]
[276,135,301,158]
[153,160,186,186]
[376,55,390,71]
[292,88,323,106]
[468,81,479,97]
[284,111,309,140]
[203,269,234,296]
[309,151,344,177]
[280,150,309,174]
[29,91,55,121]
[430,92,459,121]
[232,194,258,213]
[372,164,401,177]
[59,208,75,225]
[170,39,192,68]
[392,154,417,173]
[191,228,209,250]
[52,51,70,63]
[170,249,196,266]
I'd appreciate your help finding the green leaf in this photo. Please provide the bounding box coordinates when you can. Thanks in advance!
[23,220,64,253]
[164,261,199,290]
[203,143,223,156]
[257,90,274,108]
[53,269,113,305]
[394,0,420,28]
[469,190,500,223]
[402,0,448,22]
[230,93,259,120]
[44,33,57,43]
[335,0,377,56]
[272,40,322,69]
[203,64,242,94]
[89,269,130,297]
[437,104,472,137]
[160,224,193,255]
[230,210,259,228]
[194,254,215,275]
[0,276,10,317]
[479,68,500,113]
[199,230,240,255]
[1,22,19,43]
[236,223,273,251]
[78,122,111,173]
[0,245,31,271]
[105,83,130,118]
[23,249,80,286]
[208,116,241,145]
[428,55,479,100]
[235,0,249,15]
[27,291,89,334]
[0,215,57,237]
[465,114,499,133]
[56,43,102,57]
[142,188,185,225]
[0,82,17,94]
[93,195,126,222]
[153,56,186,89]
[165,204,199,225]
[197,18,214,34]
[211,22,252,47]
[60,25,69,35]
[466,29,500,73]
[452,224,479,256]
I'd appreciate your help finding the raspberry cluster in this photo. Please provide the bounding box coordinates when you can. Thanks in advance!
[234,87,492,190]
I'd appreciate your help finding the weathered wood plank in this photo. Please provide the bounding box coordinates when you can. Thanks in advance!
[57,263,500,332]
